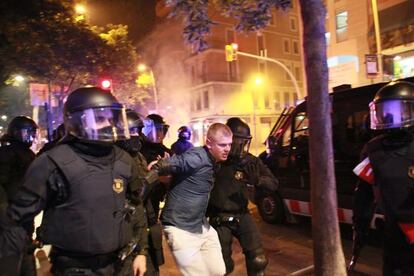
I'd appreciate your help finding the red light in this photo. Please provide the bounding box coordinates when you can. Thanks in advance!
[101,79,111,89]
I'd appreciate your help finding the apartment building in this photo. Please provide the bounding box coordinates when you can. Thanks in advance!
[325,0,414,89]
[139,1,304,152]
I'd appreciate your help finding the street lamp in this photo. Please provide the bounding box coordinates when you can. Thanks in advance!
[1,115,7,121]
[137,63,159,112]
[74,3,87,22]
[251,74,265,155]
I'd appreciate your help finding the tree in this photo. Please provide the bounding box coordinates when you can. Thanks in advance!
[167,0,346,274]
[0,0,148,128]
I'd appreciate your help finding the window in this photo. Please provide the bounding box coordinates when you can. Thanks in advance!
[292,40,300,55]
[269,12,275,26]
[290,16,298,32]
[336,11,348,42]
[283,38,290,54]
[294,113,309,138]
[257,34,266,56]
[201,61,207,82]
[203,90,209,109]
[294,66,301,81]
[196,92,202,111]
[284,92,290,107]
[273,91,280,110]
[191,65,196,84]
[226,29,235,44]
[264,92,270,109]
[285,64,292,81]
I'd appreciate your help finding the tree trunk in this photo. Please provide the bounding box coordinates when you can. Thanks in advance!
[298,0,346,275]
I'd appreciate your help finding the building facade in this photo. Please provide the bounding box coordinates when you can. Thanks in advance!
[325,0,414,90]
[139,1,304,153]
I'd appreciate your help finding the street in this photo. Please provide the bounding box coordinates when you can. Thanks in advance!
[160,205,382,276]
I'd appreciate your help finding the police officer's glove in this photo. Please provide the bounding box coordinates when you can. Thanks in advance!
[144,159,172,187]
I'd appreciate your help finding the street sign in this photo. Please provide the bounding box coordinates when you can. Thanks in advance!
[29,83,49,106]
[365,54,378,77]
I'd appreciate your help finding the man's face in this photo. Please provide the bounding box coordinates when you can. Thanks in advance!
[206,134,232,162]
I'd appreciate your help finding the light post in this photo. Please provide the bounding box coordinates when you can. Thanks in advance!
[371,0,383,80]
[138,64,159,112]
[251,75,265,155]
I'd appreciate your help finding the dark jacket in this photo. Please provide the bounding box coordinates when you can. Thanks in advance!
[353,131,414,275]
[160,146,216,233]
[171,139,193,155]
[208,153,278,214]
[0,139,147,258]
[0,135,35,208]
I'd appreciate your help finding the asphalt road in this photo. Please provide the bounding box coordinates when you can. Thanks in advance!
[34,206,382,275]
[160,206,382,276]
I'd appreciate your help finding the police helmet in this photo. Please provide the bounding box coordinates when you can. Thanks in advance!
[178,126,191,140]
[7,116,38,146]
[143,114,169,143]
[226,117,252,158]
[63,87,129,142]
[369,81,414,130]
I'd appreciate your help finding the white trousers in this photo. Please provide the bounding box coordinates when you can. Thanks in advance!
[163,224,226,276]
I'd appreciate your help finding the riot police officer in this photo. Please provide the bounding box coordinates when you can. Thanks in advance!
[117,109,165,276]
[171,126,193,155]
[352,80,414,275]
[0,116,37,276]
[140,113,172,219]
[0,87,148,275]
[208,117,278,276]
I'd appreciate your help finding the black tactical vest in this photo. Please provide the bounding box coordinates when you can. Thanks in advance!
[367,138,414,221]
[209,159,249,214]
[38,144,133,255]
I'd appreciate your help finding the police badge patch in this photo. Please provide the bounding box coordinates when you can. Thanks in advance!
[113,178,124,193]
[235,171,244,180]
[408,166,414,179]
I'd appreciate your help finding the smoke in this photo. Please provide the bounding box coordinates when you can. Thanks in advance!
[137,17,192,146]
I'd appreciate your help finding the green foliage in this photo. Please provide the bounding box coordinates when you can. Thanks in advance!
[0,0,148,111]
[166,0,292,51]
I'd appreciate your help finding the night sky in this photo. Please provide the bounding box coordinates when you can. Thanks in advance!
[87,0,157,44]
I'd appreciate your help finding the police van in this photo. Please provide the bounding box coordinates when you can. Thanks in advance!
[251,77,414,227]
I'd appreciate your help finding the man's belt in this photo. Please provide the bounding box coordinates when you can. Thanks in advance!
[51,248,118,269]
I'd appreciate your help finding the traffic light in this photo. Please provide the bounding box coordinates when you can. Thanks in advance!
[100,78,112,90]
[225,43,238,62]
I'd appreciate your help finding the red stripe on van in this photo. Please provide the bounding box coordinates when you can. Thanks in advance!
[290,200,301,213]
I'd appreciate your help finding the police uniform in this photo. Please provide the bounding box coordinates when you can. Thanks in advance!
[141,140,172,219]
[208,117,278,276]
[0,87,148,276]
[353,81,414,275]
[117,109,165,276]
[0,117,37,276]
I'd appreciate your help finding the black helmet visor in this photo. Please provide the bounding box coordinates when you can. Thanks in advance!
[229,136,251,158]
[143,123,169,143]
[68,106,129,141]
[19,128,37,145]
[370,99,414,130]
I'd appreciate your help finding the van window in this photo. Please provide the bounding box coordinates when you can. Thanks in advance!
[282,121,292,147]
[294,112,309,138]
[346,111,369,143]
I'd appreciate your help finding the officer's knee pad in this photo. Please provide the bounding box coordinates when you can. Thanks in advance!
[249,254,268,271]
